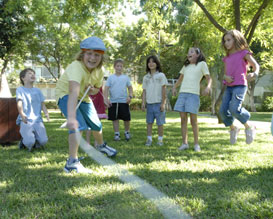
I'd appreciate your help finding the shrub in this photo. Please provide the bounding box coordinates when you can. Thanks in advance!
[130,98,142,110]
[132,82,142,99]
[170,95,178,109]
[261,96,273,112]
[199,95,211,112]
[45,100,58,109]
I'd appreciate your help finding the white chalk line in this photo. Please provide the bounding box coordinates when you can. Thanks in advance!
[76,132,190,219]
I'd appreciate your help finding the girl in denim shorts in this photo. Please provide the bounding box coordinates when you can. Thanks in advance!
[172,47,212,152]
[142,55,168,146]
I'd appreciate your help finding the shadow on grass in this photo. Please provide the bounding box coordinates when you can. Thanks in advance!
[0,147,163,218]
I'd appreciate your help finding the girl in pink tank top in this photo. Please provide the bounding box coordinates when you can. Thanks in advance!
[219,30,259,145]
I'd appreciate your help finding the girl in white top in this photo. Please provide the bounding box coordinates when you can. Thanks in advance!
[172,47,212,152]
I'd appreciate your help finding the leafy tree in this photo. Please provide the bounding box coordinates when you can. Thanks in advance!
[25,0,120,80]
[0,0,30,92]
[192,0,273,114]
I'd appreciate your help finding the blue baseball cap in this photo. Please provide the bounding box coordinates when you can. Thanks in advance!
[80,36,106,53]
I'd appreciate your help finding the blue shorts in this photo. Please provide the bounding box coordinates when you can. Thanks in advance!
[58,95,102,134]
[146,103,166,126]
[174,92,200,114]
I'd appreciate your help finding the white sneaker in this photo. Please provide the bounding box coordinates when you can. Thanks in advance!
[178,144,189,150]
[230,126,240,144]
[124,132,131,141]
[114,134,120,141]
[245,126,256,144]
[145,139,152,146]
[157,140,163,146]
[64,158,92,174]
[194,144,201,152]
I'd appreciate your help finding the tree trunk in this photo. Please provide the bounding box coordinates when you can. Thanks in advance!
[214,85,226,123]
[248,80,256,112]
[0,59,12,97]
[0,59,9,91]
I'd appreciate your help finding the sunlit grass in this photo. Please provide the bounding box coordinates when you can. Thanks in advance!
[0,110,272,218]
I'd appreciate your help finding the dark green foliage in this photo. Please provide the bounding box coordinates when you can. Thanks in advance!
[262,96,273,112]
[0,0,29,60]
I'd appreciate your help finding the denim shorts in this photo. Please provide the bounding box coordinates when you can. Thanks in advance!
[146,103,166,125]
[174,92,200,114]
[58,95,102,133]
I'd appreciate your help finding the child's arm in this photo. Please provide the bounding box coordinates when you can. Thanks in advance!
[103,85,111,107]
[67,81,80,130]
[223,65,234,83]
[245,54,260,82]
[17,100,27,124]
[202,75,212,96]
[161,85,166,112]
[172,74,183,96]
[42,102,50,121]
[142,89,146,111]
[127,85,133,104]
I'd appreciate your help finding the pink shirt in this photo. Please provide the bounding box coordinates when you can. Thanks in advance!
[223,50,251,86]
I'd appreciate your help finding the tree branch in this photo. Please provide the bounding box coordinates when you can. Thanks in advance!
[233,0,241,31]
[193,0,227,33]
[245,0,271,38]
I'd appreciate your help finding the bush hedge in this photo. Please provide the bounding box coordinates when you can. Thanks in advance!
[261,96,273,112]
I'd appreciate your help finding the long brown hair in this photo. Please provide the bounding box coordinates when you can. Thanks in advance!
[222,30,249,55]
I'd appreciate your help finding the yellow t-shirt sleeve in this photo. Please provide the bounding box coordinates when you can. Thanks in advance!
[179,66,185,75]
[201,62,210,75]
[66,61,85,83]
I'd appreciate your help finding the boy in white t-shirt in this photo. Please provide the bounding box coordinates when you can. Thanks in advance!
[142,55,168,146]
[16,68,50,152]
[104,59,133,141]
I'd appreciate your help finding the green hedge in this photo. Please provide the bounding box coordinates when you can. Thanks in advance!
[261,96,273,112]
[44,100,58,109]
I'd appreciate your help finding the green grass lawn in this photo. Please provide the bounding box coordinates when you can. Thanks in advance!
[1,111,272,218]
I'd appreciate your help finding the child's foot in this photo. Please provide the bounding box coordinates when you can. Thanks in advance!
[114,134,120,141]
[230,126,240,144]
[178,144,189,150]
[64,157,92,174]
[18,139,26,149]
[124,132,131,141]
[245,126,256,144]
[145,139,152,146]
[194,144,201,152]
[157,139,163,146]
[96,142,117,157]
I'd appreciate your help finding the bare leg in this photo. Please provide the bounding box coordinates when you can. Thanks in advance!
[124,120,130,132]
[92,130,104,145]
[113,120,119,132]
[158,125,163,137]
[243,122,251,129]
[230,124,237,130]
[180,112,188,144]
[85,130,91,145]
[69,132,82,159]
[190,113,198,145]
[147,123,153,136]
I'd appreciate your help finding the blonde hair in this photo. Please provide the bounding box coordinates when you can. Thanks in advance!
[74,50,104,69]
[222,30,249,55]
